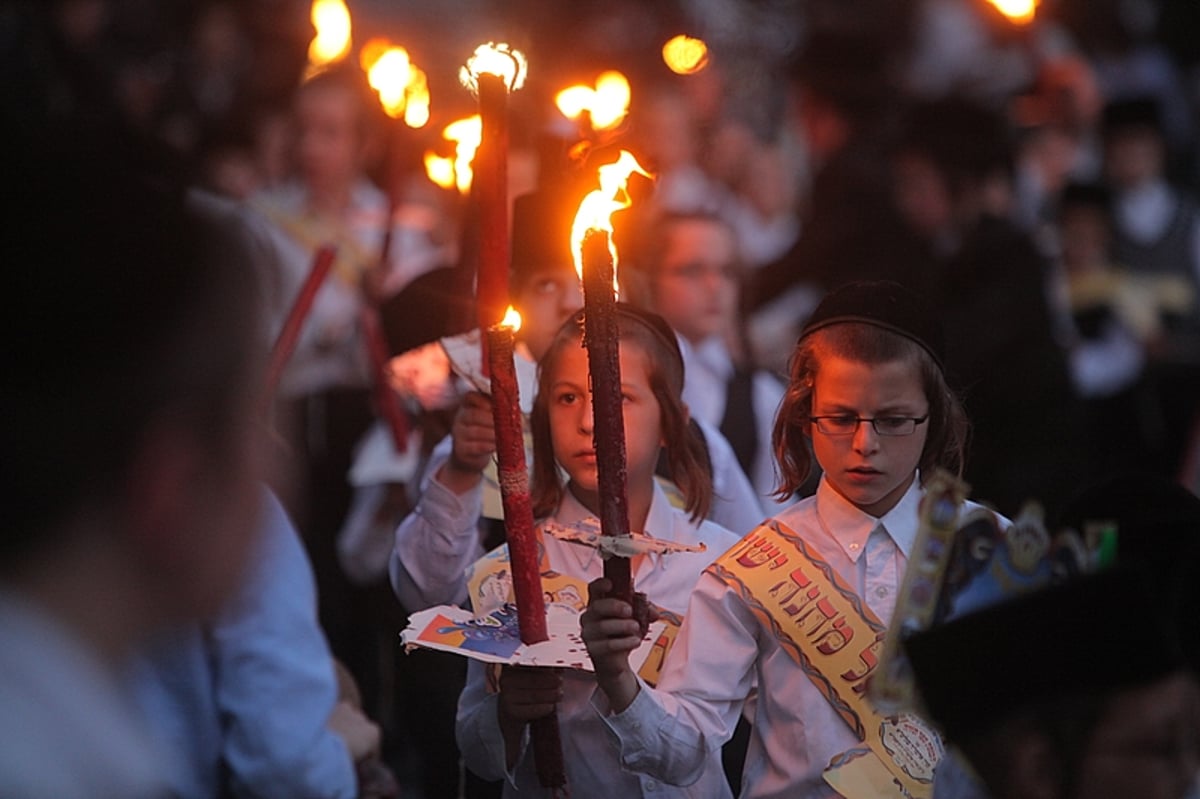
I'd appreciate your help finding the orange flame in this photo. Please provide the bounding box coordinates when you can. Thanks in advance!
[360,39,431,128]
[459,42,528,95]
[570,150,652,289]
[423,115,482,193]
[662,35,709,75]
[986,0,1037,24]
[501,306,522,331]
[307,0,351,70]
[554,71,631,131]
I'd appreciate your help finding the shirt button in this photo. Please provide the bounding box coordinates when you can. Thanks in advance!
[849,542,860,551]
[644,780,659,791]
[876,586,889,599]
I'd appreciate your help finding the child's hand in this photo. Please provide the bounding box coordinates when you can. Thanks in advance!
[496,665,563,768]
[439,391,495,493]
[581,577,643,713]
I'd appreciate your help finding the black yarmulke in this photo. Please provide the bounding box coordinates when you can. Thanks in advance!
[903,566,1185,743]
[799,280,945,366]
[1101,96,1164,137]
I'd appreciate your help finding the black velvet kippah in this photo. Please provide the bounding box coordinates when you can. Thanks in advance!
[799,280,945,366]
[903,566,1185,743]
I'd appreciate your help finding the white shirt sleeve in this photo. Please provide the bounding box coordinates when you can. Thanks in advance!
[592,572,758,788]
[388,441,486,611]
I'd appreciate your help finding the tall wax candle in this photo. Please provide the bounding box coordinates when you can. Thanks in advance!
[579,228,633,604]
[485,318,547,644]
[475,71,510,347]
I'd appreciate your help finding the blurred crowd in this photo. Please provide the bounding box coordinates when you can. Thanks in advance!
[2,0,1199,797]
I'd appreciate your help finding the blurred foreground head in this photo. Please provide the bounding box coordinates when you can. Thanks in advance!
[0,120,269,641]
[905,473,1200,799]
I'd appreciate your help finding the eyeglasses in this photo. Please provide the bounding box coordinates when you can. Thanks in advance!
[809,415,929,436]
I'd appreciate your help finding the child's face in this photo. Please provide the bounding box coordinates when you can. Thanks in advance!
[651,218,739,344]
[515,268,583,362]
[294,84,365,197]
[546,338,663,501]
[809,355,928,518]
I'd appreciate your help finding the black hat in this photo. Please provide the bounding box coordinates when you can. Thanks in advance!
[1058,181,1112,215]
[1100,96,1164,137]
[1053,472,1200,671]
[903,566,1186,743]
[799,280,945,366]
[510,185,586,288]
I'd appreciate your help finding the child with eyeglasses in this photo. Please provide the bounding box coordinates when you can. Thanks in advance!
[582,280,1004,797]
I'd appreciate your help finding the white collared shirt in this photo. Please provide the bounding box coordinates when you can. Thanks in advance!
[679,336,792,517]
[455,483,742,798]
[596,476,1000,799]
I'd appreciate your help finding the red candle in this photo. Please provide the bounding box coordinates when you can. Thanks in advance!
[361,305,409,453]
[262,244,336,407]
[580,229,634,604]
[488,313,566,794]
[475,71,510,339]
[486,314,547,644]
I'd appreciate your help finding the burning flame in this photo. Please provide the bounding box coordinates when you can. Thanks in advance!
[555,71,631,131]
[459,42,528,95]
[307,0,351,69]
[986,0,1037,24]
[423,115,482,193]
[501,306,522,331]
[570,150,652,289]
[662,35,709,75]
[360,39,431,128]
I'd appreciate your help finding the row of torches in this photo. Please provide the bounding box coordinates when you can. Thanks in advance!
[304,5,660,793]
[296,0,1039,792]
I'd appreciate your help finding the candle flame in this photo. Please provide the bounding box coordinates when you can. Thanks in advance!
[307,0,351,69]
[423,115,481,193]
[986,0,1038,24]
[501,306,522,331]
[360,39,430,128]
[662,34,709,75]
[459,42,528,95]
[570,150,652,289]
[554,71,631,131]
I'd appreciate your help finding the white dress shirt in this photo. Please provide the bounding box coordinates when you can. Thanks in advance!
[250,179,445,398]
[679,335,792,515]
[593,476,1001,799]
[456,483,741,798]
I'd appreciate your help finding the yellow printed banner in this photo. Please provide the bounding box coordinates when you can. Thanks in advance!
[710,521,942,798]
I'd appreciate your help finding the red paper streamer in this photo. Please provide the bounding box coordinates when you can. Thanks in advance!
[262,244,336,406]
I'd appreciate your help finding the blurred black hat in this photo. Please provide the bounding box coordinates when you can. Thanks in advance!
[509,184,586,289]
[799,279,945,367]
[1054,472,1200,670]
[904,565,1186,743]
[1100,96,1164,137]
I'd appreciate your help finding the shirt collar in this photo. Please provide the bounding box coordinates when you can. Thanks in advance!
[688,336,735,382]
[551,482,681,573]
[816,474,924,563]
